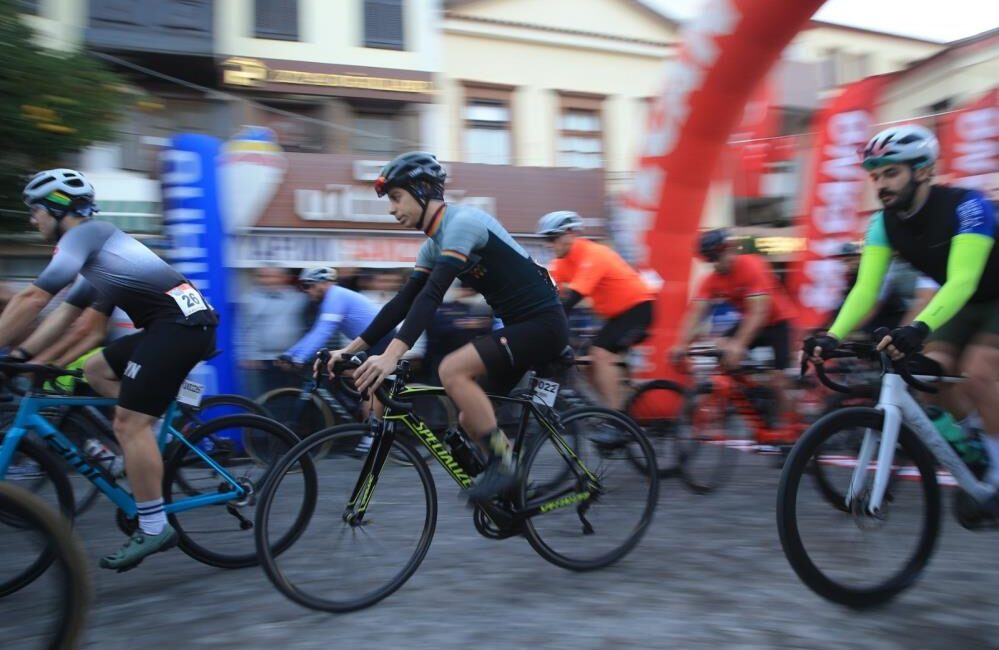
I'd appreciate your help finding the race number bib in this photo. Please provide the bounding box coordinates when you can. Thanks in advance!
[166,283,208,317]
[176,379,205,407]
[530,376,560,407]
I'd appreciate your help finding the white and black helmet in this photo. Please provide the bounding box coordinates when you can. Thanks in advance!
[537,211,584,237]
[22,168,97,218]
[862,124,939,170]
[298,267,337,285]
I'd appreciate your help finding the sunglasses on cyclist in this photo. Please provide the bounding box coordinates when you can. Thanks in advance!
[544,233,564,243]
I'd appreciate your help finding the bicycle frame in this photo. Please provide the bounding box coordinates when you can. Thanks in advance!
[342,382,600,524]
[849,371,997,514]
[0,393,247,517]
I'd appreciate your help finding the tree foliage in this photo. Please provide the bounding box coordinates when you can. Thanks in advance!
[0,0,130,231]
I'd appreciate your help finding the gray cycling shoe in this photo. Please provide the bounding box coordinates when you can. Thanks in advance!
[100,524,178,572]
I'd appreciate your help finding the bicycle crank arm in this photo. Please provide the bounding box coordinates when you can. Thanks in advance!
[226,503,253,530]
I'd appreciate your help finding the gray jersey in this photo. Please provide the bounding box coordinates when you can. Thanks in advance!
[34,220,216,329]
[415,205,558,322]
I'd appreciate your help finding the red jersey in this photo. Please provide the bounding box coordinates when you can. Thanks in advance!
[696,254,797,324]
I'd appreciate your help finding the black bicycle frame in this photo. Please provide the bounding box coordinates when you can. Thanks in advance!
[341,383,601,525]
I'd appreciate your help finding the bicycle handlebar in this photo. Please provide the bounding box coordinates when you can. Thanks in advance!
[0,361,84,397]
[315,349,414,413]
[802,331,939,395]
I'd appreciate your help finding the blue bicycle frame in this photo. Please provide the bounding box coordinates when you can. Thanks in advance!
[0,393,246,518]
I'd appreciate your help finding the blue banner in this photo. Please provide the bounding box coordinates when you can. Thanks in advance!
[160,134,239,399]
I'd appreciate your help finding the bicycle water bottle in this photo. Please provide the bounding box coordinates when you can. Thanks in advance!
[926,407,989,477]
[443,429,484,477]
[83,438,124,478]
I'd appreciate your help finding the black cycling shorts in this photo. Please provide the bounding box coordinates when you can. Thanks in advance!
[723,319,791,370]
[592,301,654,353]
[471,307,570,396]
[102,321,217,417]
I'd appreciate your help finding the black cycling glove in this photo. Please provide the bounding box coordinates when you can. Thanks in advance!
[887,321,930,356]
[802,333,839,359]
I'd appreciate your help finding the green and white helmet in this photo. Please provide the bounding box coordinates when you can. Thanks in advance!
[861,125,939,170]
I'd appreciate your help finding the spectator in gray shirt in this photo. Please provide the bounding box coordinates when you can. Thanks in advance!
[236,266,307,397]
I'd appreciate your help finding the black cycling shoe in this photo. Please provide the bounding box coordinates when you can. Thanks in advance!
[465,457,519,505]
[589,423,631,449]
[954,489,999,531]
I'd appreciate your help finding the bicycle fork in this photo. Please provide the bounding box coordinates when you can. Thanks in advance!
[343,424,397,525]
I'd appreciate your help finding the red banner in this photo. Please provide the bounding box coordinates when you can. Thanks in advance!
[788,74,893,330]
[619,0,827,380]
[730,77,778,197]
[938,88,998,201]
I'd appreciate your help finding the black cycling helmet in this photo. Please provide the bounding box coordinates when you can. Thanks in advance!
[374,152,446,203]
[698,228,729,261]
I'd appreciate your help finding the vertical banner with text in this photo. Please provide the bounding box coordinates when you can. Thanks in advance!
[938,88,998,201]
[788,74,892,330]
[160,134,239,398]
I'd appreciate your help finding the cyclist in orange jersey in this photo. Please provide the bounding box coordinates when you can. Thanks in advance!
[539,211,655,410]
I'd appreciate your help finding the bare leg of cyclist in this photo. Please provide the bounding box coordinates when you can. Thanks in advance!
[591,345,624,410]
[438,344,496,445]
[439,344,517,502]
[959,340,999,489]
[84,352,177,569]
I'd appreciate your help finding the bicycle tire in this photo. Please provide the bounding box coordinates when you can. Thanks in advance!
[0,438,76,598]
[777,407,941,608]
[163,414,317,569]
[0,482,92,649]
[521,406,659,571]
[255,423,438,612]
[676,381,742,494]
[623,379,686,478]
[255,387,335,459]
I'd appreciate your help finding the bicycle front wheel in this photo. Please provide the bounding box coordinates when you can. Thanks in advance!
[0,438,76,598]
[163,414,317,569]
[256,424,437,612]
[676,382,742,494]
[521,407,659,571]
[624,379,686,478]
[0,482,91,650]
[777,407,941,608]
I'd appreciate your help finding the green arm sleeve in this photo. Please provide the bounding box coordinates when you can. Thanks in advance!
[828,245,891,340]
[912,233,993,331]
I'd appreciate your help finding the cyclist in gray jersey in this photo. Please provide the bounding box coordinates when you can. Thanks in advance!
[322,152,569,503]
[0,169,217,571]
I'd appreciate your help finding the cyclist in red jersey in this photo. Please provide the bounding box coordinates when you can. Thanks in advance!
[671,229,798,436]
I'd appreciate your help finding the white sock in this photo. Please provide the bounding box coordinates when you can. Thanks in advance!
[136,498,167,535]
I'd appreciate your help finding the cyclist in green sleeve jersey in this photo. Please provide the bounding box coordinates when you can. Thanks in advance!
[805,125,999,510]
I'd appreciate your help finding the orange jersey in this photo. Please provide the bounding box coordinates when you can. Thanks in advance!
[549,238,655,319]
[695,254,797,325]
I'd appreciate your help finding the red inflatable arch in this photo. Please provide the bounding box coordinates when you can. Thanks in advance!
[624,0,828,379]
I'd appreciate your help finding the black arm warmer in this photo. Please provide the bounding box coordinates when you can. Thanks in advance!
[359,271,428,345]
[396,262,462,347]
[561,289,583,314]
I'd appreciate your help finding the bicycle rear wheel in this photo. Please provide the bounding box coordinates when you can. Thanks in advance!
[256,424,437,612]
[0,482,91,649]
[624,379,686,478]
[676,382,742,494]
[521,407,658,571]
[777,407,941,608]
[163,414,317,569]
[0,438,76,598]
